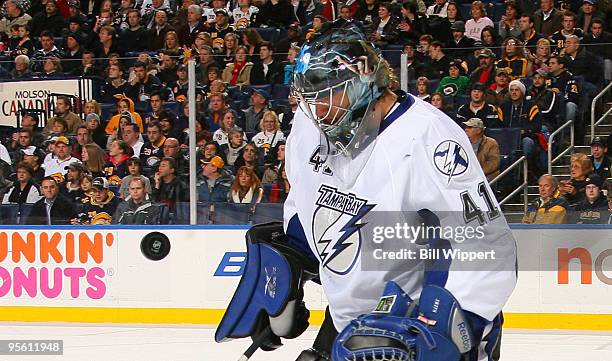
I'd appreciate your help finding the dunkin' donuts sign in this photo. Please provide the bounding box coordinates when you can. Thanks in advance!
[0,231,116,300]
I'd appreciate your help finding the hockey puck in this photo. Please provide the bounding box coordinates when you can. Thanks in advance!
[140,232,171,261]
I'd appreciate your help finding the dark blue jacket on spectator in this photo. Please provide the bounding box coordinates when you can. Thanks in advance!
[197,172,233,202]
[499,98,541,135]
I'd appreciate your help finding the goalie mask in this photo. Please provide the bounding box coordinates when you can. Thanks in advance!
[293,19,391,186]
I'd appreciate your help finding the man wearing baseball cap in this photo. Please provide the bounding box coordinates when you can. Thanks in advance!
[469,48,496,88]
[74,177,120,225]
[568,173,609,224]
[448,21,475,59]
[21,146,45,181]
[43,136,82,177]
[463,118,500,181]
[197,155,233,202]
[590,136,610,178]
[436,60,469,96]
[210,8,233,49]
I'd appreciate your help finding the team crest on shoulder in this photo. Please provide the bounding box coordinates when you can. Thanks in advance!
[433,140,469,183]
[311,185,375,275]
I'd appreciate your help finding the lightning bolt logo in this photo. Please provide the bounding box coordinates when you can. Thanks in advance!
[319,203,375,272]
[433,140,469,183]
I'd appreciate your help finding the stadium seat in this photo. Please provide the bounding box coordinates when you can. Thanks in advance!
[383,45,404,69]
[101,103,116,120]
[485,127,522,171]
[165,101,181,114]
[272,84,291,101]
[256,28,279,43]
[213,203,251,224]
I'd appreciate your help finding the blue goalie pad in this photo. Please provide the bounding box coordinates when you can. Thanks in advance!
[332,282,474,361]
[215,223,318,343]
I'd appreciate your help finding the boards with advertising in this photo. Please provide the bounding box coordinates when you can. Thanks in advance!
[0,225,611,330]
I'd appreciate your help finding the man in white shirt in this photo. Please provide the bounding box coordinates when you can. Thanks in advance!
[123,123,144,157]
[43,136,81,178]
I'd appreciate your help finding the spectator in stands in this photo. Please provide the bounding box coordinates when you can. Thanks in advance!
[242,88,270,133]
[488,68,510,105]
[95,26,122,61]
[61,32,84,75]
[253,0,295,27]
[252,111,286,153]
[105,140,133,183]
[82,143,106,177]
[548,55,579,131]
[241,28,264,62]
[415,76,431,102]
[498,37,533,80]
[127,61,164,103]
[79,51,99,77]
[113,176,160,224]
[120,9,147,53]
[250,41,283,85]
[282,45,299,86]
[2,163,42,204]
[141,122,166,168]
[201,93,227,131]
[261,141,285,184]
[499,0,521,39]
[0,0,32,39]
[462,118,500,181]
[401,41,426,79]
[229,165,263,204]
[234,142,262,178]
[28,176,76,225]
[100,64,128,103]
[436,60,469,96]
[196,45,221,85]
[162,137,188,174]
[177,4,205,46]
[522,174,567,223]
[534,0,563,37]
[232,0,259,29]
[43,136,81,178]
[105,96,145,135]
[30,31,62,73]
[197,155,232,202]
[425,41,450,79]
[562,34,601,87]
[20,146,45,182]
[222,127,247,166]
[118,157,152,198]
[465,1,493,41]
[500,80,543,169]
[29,0,64,37]
[9,128,34,160]
[531,38,552,72]
[11,55,32,79]
[397,1,426,44]
[147,10,173,50]
[457,82,501,127]
[550,11,584,55]
[72,126,91,160]
[446,21,475,59]
[220,32,239,67]
[209,9,233,51]
[425,0,448,18]
[63,162,87,201]
[163,30,181,53]
[577,0,603,33]
[431,92,456,119]
[85,114,107,149]
[569,173,608,223]
[589,136,610,178]
[469,48,496,87]
[40,56,63,78]
[529,69,559,129]
[142,91,166,126]
[74,177,120,225]
[584,18,612,81]
[367,2,399,48]
[123,123,144,157]
[559,152,592,206]
[213,110,237,146]
[141,0,172,29]
[153,157,188,209]
[518,14,543,52]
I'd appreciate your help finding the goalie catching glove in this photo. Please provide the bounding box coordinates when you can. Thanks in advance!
[332,281,474,361]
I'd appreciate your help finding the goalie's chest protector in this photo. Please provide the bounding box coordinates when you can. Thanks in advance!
[284,96,516,331]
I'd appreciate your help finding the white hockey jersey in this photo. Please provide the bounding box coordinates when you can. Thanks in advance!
[283,94,517,331]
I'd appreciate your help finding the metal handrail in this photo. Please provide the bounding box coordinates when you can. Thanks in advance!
[489,156,529,213]
[547,119,574,175]
[590,81,612,142]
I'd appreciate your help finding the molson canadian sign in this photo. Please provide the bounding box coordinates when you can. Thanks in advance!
[0,231,116,300]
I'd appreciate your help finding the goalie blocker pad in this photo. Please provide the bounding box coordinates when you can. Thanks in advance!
[215,222,319,343]
[332,281,474,361]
